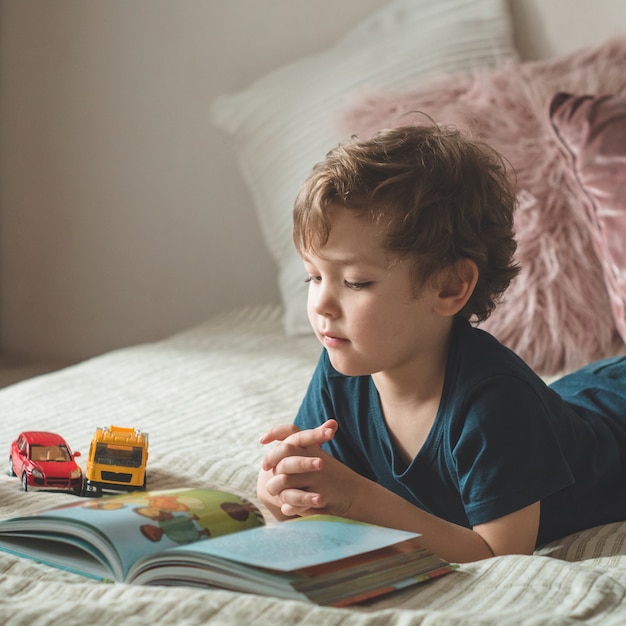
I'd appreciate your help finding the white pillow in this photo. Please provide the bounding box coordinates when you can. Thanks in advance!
[210,0,518,335]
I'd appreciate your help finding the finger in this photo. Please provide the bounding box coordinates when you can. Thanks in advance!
[279,488,324,512]
[285,420,338,448]
[264,465,319,496]
[281,503,313,517]
[258,423,300,445]
[324,419,339,434]
[275,455,322,475]
[261,441,303,471]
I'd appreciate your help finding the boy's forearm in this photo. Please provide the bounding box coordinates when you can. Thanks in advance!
[347,477,495,563]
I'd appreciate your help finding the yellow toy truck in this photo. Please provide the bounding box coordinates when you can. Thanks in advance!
[83,425,148,497]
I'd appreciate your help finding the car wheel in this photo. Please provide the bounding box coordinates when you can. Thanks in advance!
[21,473,28,492]
[8,457,16,477]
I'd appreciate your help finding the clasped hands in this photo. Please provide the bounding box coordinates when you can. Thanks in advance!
[257,419,361,520]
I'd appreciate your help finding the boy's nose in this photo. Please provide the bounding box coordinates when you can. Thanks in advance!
[312,284,339,318]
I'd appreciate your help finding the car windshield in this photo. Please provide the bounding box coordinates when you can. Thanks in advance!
[30,444,72,462]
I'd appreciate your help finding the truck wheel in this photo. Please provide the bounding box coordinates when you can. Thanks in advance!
[84,481,102,498]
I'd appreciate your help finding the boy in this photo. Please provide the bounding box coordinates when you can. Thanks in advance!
[256,124,626,563]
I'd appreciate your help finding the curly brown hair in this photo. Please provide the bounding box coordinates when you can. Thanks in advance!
[293,123,520,322]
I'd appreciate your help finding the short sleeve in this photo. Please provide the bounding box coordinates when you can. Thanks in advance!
[453,376,575,526]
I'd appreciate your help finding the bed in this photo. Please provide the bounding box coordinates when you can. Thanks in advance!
[1,305,626,625]
[2,0,626,624]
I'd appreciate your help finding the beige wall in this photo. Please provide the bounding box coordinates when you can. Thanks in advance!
[0,0,623,361]
[509,0,625,59]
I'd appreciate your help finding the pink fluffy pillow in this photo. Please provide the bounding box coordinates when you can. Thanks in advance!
[343,38,626,374]
[549,92,626,346]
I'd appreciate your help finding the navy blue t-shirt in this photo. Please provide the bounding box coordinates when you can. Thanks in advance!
[295,318,626,545]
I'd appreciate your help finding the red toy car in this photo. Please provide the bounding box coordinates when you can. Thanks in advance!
[8,431,83,495]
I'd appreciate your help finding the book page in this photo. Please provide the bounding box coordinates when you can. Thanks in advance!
[0,534,111,580]
[172,518,419,571]
[0,487,263,580]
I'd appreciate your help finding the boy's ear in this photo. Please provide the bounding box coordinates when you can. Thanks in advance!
[434,259,478,317]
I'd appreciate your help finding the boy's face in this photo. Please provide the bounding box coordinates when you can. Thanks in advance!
[302,206,451,380]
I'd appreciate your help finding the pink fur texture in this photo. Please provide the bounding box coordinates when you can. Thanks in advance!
[549,92,626,346]
[342,38,626,375]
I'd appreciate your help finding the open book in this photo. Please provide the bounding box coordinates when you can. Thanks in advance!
[0,487,456,606]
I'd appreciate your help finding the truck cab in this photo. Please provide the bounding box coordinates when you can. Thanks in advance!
[84,425,148,497]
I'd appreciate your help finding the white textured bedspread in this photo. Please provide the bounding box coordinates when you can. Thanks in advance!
[1,305,626,625]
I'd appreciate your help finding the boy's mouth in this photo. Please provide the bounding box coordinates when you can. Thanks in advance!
[321,333,349,347]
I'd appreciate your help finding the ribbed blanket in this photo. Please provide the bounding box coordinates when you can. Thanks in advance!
[1,305,625,625]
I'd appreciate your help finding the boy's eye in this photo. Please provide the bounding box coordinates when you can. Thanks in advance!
[304,275,372,290]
